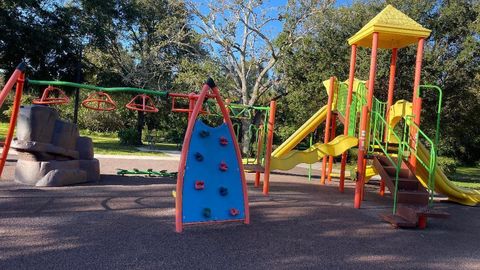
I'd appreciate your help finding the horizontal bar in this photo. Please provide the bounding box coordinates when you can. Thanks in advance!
[27,79,168,97]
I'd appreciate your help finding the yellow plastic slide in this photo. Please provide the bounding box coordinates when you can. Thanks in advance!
[415,143,480,206]
[271,135,358,171]
[388,99,480,206]
[272,105,328,158]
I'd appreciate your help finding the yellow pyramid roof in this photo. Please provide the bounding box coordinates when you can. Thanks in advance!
[348,5,431,49]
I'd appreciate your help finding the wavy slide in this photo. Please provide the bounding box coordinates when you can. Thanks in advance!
[389,100,480,206]
[271,135,358,171]
[415,143,480,206]
[272,105,328,158]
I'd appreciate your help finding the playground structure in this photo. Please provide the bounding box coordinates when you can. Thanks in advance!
[0,5,479,232]
[175,78,249,233]
[265,5,479,228]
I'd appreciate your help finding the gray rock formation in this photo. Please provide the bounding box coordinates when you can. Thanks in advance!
[12,105,100,186]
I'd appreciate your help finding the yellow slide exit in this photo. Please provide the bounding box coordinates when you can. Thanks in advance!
[271,135,358,171]
[388,99,480,206]
[272,105,328,158]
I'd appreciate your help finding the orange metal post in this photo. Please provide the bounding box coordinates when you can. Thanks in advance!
[355,32,379,208]
[327,114,337,182]
[254,172,261,187]
[355,106,368,208]
[254,125,265,188]
[339,44,357,192]
[380,179,385,196]
[0,69,23,108]
[262,100,276,195]
[409,38,425,169]
[188,94,195,120]
[321,77,336,185]
[0,73,25,177]
[385,48,398,139]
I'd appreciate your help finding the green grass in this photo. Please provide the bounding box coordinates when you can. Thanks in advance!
[449,167,480,190]
[0,122,179,156]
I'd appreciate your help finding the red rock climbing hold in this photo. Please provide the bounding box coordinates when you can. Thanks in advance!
[219,136,228,146]
[230,208,239,216]
[219,161,228,172]
[195,180,205,190]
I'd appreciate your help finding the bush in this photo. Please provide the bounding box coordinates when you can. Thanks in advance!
[118,128,141,146]
[437,156,459,175]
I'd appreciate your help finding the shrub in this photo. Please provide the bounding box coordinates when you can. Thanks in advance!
[437,156,459,175]
[118,128,141,146]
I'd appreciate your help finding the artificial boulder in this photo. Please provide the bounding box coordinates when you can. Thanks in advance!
[12,105,100,186]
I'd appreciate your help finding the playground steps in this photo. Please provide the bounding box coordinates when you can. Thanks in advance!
[370,143,403,155]
[373,155,448,228]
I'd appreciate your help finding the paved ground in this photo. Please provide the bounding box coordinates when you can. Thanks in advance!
[0,156,479,270]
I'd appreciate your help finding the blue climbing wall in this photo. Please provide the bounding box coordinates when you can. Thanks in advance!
[182,119,246,223]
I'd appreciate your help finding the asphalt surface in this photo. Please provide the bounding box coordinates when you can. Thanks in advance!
[0,156,479,270]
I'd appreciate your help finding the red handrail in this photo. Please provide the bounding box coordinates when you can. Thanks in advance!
[32,86,70,105]
[125,94,159,113]
[82,92,117,111]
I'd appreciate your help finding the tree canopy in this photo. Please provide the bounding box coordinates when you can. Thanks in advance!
[0,0,479,163]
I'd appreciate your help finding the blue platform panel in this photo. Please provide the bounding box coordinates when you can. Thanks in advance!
[182,119,245,223]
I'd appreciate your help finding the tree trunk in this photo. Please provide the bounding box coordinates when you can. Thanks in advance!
[241,119,252,155]
[136,110,144,146]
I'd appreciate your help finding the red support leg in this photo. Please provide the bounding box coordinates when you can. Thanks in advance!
[339,44,357,193]
[321,77,336,185]
[327,114,337,183]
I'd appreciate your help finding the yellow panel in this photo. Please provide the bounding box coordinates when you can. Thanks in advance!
[271,105,328,158]
[270,135,358,171]
[348,5,431,49]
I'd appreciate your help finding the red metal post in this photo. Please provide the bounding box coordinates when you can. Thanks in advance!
[380,179,385,196]
[254,125,265,188]
[355,32,379,208]
[0,69,23,108]
[355,105,368,208]
[339,44,357,192]
[409,38,425,169]
[385,48,398,139]
[327,114,337,182]
[0,73,25,177]
[187,94,195,121]
[262,100,276,195]
[321,77,336,184]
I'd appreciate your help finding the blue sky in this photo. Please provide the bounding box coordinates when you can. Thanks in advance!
[193,0,356,39]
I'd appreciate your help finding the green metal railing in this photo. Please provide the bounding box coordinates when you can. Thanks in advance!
[226,103,270,166]
[402,116,437,205]
[369,98,405,213]
[368,94,440,211]
[27,79,168,97]
[334,81,367,137]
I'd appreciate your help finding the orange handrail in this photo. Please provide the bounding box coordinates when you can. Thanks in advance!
[32,86,70,105]
[125,94,159,113]
[82,92,117,111]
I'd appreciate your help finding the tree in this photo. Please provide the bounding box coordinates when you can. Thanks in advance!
[278,0,480,164]
[79,0,203,144]
[190,0,334,152]
[0,0,82,80]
